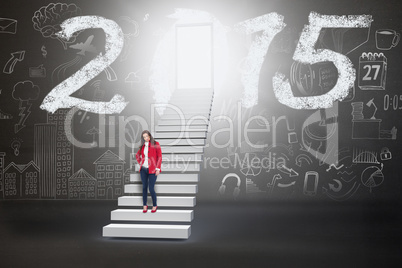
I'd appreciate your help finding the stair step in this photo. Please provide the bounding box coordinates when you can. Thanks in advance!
[164,105,211,110]
[169,102,212,107]
[172,89,213,93]
[125,184,198,194]
[155,131,207,138]
[111,209,194,222]
[103,89,214,240]
[131,173,199,182]
[167,99,212,104]
[162,109,210,115]
[161,146,204,154]
[171,92,213,97]
[135,163,200,172]
[103,223,191,239]
[169,99,212,104]
[162,153,203,162]
[166,106,211,111]
[158,119,209,126]
[118,196,196,207]
[173,88,214,93]
[159,114,210,120]
[130,154,204,167]
[171,93,213,98]
[156,125,208,132]
[158,138,205,146]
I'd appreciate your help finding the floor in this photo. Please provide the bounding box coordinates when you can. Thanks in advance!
[0,199,401,268]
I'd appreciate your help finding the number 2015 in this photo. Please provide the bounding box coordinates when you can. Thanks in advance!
[40,12,372,114]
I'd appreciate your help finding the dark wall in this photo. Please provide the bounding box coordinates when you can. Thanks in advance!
[0,0,401,202]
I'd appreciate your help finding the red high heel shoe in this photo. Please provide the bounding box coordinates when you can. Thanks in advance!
[143,206,148,213]
[151,206,157,213]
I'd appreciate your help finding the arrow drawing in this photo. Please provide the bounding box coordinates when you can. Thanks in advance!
[338,170,354,176]
[326,164,345,172]
[323,182,360,201]
[3,50,25,74]
[278,181,296,188]
[295,154,313,167]
[328,179,342,192]
[277,163,299,177]
[267,174,282,194]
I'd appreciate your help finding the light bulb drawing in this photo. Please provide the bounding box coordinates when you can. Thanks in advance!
[11,139,22,156]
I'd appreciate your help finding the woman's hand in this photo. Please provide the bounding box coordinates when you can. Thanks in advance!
[155,170,160,176]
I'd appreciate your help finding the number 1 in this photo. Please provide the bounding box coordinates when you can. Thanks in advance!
[235,13,286,108]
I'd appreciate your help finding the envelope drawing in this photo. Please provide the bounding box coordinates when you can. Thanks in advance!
[29,64,46,78]
[0,18,17,34]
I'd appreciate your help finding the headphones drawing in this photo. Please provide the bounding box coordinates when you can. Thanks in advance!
[218,173,241,199]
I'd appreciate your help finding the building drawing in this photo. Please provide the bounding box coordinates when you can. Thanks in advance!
[3,161,40,199]
[93,150,125,200]
[124,168,133,185]
[47,109,74,199]
[0,152,5,199]
[68,168,97,199]
[34,123,57,199]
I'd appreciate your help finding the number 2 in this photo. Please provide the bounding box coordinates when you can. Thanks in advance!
[40,16,128,114]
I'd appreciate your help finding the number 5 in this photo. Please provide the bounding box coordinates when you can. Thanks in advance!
[40,16,128,114]
[273,12,372,109]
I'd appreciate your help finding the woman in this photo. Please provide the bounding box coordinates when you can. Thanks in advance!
[136,130,162,213]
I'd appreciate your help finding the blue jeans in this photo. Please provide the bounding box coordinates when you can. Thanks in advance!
[139,167,157,206]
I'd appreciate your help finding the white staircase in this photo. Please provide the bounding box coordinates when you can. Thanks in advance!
[103,89,213,239]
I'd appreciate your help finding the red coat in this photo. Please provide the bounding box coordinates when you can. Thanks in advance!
[135,141,162,173]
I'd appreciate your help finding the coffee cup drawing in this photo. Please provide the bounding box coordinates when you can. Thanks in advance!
[376,29,400,50]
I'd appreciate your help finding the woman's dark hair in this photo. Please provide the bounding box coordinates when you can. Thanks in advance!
[140,130,156,147]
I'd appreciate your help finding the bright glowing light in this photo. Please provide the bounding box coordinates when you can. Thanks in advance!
[150,9,228,115]
[176,25,212,89]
